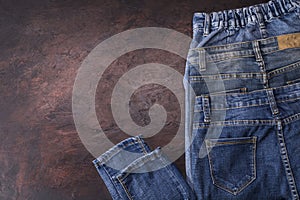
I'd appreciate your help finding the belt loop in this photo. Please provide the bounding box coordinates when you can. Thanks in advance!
[203,13,211,36]
[254,6,268,38]
[202,95,211,123]
[266,88,280,116]
[252,40,263,62]
[198,49,206,71]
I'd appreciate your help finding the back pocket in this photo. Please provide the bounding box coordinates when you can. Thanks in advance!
[205,136,257,195]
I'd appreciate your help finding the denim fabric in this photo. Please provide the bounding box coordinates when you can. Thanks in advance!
[93,0,300,199]
[92,136,196,200]
[184,0,300,199]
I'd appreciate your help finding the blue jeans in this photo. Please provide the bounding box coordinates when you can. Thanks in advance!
[92,136,196,200]
[93,0,300,199]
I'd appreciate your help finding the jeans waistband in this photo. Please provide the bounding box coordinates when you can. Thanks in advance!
[188,32,300,63]
[194,81,300,111]
[193,0,299,32]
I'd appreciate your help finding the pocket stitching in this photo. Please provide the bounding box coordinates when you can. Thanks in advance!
[206,136,257,195]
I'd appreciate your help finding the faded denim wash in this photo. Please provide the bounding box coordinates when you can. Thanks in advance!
[184,0,300,199]
[92,136,196,200]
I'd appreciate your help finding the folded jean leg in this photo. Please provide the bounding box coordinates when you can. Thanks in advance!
[92,135,152,200]
[93,135,196,200]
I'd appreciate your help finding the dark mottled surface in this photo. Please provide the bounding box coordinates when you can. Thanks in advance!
[0,0,267,199]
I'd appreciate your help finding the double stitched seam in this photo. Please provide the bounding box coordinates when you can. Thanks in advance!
[115,151,162,200]
[97,141,138,164]
[206,55,253,63]
[189,36,299,64]
[265,47,300,56]
[268,61,300,78]
[190,36,276,51]
[189,73,262,81]
[206,55,254,63]
[195,46,290,63]
[209,139,254,146]
[253,40,269,87]
[206,143,218,189]
[194,93,300,112]
[193,120,276,129]
[276,121,300,199]
[195,81,300,95]
[102,167,124,199]
[193,119,276,129]
[205,50,254,62]
[136,136,148,154]
[117,151,161,181]
[116,176,134,200]
[194,96,300,112]
[283,112,300,125]
[287,77,300,85]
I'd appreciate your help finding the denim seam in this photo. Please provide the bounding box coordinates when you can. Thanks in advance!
[278,96,300,103]
[193,7,296,31]
[268,61,300,78]
[190,36,276,51]
[189,39,298,63]
[194,80,300,95]
[194,96,300,111]
[94,143,128,165]
[194,87,247,97]
[190,77,260,81]
[117,176,134,200]
[136,136,148,154]
[94,137,144,165]
[189,73,262,80]
[205,137,257,195]
[115,151,164,200]
[206,55,254,63]
[193,120,276,128]
[162,157,190,200]
[116,150,190,200]
[190,46,295,63]
[206,49,254,61]
[116,148,162,181]
[203,47,298,62]
[206,139,255,146]
[194,111,300,127]
[275,120,300,199]
[102,166,123,199]
[205,54,251,63]
[283,112,300,125]
[190,59,300,80]
[264,46,300,55]
[287,77,300,84]
[190,32,297,53]
[253,40,269,87]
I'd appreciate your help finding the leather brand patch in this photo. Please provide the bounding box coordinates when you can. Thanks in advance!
[277,32,300,50]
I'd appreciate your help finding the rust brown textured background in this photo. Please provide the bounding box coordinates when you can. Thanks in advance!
[1,0,267,199]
